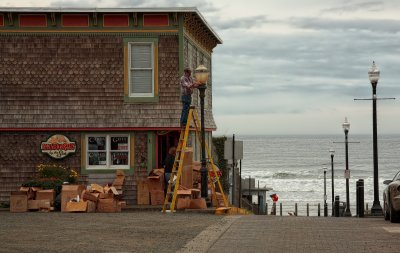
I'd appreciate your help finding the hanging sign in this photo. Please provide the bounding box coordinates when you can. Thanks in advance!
[40,134,76,159]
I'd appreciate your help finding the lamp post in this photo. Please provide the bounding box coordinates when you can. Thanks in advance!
[329,148,335,216]
[195,64,210,198]
[323,166,328,217]
[342,117,352,216]
[368,61,383,216]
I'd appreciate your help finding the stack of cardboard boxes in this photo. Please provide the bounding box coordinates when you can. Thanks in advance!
[176,148,207,210]
[10,187,55,212]
[136,168,165,206]
[10,170,126,213]
[63,171,126,213]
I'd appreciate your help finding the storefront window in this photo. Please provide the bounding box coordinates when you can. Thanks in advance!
[87,135,130,169]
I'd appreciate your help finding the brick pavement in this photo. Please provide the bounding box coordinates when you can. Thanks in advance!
[182,216,400,253]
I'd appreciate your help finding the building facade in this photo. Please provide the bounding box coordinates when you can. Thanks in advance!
[0,7,221,205]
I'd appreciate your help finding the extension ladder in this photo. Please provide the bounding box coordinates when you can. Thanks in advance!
[162,107,228,213]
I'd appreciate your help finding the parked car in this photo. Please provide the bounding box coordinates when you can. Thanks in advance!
[383,171,400,223]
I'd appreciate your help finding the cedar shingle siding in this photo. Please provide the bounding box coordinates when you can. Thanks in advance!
[0,35,216,129]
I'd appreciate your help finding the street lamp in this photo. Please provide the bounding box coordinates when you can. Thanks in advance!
[329,148,335,216]
[342,117,352,216]
[323,166,328,217]
[368,61,383,216]
[195,64,210,198]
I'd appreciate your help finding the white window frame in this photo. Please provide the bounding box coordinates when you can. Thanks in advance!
[86,134,130,170]
[128,42,154,97]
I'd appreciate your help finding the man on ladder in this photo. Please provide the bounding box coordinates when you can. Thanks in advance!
[162,67,228,213]
[180,67,198,128]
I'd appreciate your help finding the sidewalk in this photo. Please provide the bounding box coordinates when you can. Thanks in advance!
[181,216,400,253]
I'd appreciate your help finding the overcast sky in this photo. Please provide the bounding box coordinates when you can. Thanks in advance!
[5,0,400,135]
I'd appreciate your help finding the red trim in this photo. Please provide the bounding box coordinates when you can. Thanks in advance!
[155,134,159,168]
[0,15,4,27]
[0,127,215,132]
[103,14,129,27]
[143,14,169,26]
[19,14,47,27]
[62,14,89,27]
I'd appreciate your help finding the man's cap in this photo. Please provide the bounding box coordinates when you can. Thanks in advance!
[184,67,192,72]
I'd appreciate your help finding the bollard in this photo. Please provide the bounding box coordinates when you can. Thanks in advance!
[265,203,268,215]
[356,180,360,216]
[307,203,309,216]
[271,202,276,215]
[295,203,298,216]
[358,179,364,218]
[280,202,282,216]
[318,203,321,216]
[334,196,340,217]
[324,203,328,217]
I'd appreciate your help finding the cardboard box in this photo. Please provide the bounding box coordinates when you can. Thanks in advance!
[112,176,125,187]
[119,201,127,209]
[176,197,191,210]
[189,198,207,209]
[82,190,99,202]
[28,200,41,210]
[183,148,193,166]
[97,198,117,213]
[87,200,97,213]
[150,190,165,205]
[66,201,88,212]
[99,193,114,199]
[147,169,164,192]
[10,192,28,212]
[109,187,119,195]
[90,184,104,193]
[181,165,193,189]
[137,179,150,205]
[36,189,55,203]
[20,187,42,200]
[39,200,52,209]
[61,185,85,212]
[116,169,125,176]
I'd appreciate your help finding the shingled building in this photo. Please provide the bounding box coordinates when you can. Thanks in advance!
[0,7,222,205]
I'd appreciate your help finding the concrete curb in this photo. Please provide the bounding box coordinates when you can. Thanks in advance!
[177,215,242,253]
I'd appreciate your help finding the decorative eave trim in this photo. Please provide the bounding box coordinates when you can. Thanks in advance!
[0,127,216,132]
[0,31,179,37]
[184,31,212,58]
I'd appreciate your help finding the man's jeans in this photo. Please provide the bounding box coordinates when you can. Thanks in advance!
[180,94,192,126]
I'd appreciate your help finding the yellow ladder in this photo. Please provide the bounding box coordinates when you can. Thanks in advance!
[162,107,228,213]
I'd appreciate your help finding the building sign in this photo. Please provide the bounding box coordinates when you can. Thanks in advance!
[41,135,76,159]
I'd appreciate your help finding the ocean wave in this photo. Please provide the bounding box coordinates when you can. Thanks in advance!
[272,172,300,179]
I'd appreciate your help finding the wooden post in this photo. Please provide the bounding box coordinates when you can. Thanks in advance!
[280,202,282,216]
[295,203,298,216]
[307,203,309,216]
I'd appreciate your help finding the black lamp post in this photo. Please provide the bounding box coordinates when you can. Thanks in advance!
[368,61,383,216]
[342,117,352,217]
[195,64,209,198]
[323,166,328,217]
[329,148,335,216]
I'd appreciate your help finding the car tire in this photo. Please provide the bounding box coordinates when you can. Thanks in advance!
[384,201,390,221]
[389,201,400,223]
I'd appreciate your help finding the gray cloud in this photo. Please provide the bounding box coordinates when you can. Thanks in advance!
[289,17,400,34]
[321,1,384,14]
[210,15,269,30]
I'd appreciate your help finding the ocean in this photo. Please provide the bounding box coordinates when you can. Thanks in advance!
[237,134,400,216]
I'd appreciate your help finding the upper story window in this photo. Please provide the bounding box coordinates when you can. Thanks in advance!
[124,38,159,103]
[128,42,154,97]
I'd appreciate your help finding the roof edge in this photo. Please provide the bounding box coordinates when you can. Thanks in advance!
[0,7,222,44]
